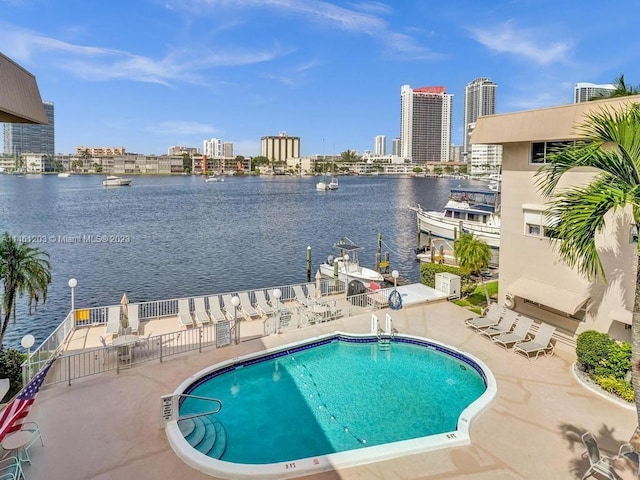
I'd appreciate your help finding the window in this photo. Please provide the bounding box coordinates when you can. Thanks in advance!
[530,141,575,164]
[523,205,557,238]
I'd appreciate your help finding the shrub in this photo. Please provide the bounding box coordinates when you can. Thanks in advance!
[576,330,614,375]
[0,349,26,401]
[595,376,634,403]
[420,263,474,295]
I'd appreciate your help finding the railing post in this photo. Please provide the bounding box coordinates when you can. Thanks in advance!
[67,356,71,386]
[159,336,163,363]
[199,327,202,353]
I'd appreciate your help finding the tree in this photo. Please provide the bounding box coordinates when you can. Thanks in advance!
[453,232,492,304]
[535,102,640,424]
[591,74,639,100]
[0,233,52,346]
[340,150,360,163]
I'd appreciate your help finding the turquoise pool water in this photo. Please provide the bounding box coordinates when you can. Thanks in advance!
[178,335,487,465]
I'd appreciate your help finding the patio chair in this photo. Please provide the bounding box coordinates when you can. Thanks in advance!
[207,296,228,322]
[254,290,276,318]
[465,303,504,331]
[0,457,23,480]
[192,297,211,326]
[618,426,640,476]
[292,285,309,307]
[128,303,140,334]
[478,309,519,339]
[222,295,241,320]
[105,306,121,335]
[238,292,261,320]
[513,322,556,360]
[580,432,619,480]
[98,336,116,364]
[134,331,153,358]
[306,283,319,299]
[177,299,194,327]
[492,315,534,349]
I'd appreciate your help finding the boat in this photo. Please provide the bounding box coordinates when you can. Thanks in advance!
[411,187,501,248]
[318,238,384,287]
[57,172,71,178]
[205,175,223,182]
[328,177,339,190]
[102,176,132,187]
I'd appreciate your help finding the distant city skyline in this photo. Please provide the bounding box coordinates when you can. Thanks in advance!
[1,1,637,157]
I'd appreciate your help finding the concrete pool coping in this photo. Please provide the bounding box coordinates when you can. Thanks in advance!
[166,332,498,479]
[24,300,639,479]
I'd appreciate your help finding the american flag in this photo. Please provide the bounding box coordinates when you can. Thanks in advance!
[0,359,54,442]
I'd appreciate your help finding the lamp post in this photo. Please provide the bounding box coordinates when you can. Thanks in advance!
[231,295,240,344]
[21,334,35,383]
[392,270,399,289]
[273,289,282,333]
[68,278,78,327]
[343,253,350,296]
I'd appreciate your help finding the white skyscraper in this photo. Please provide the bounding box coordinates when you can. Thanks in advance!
[374,135,386,156]
[574,82,615,103]
[463,78,496,157]
[203,138,223,158]
[392,138,400,156]
[400,85,452,163]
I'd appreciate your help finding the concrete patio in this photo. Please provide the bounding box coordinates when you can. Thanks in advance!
[24,300,638,479]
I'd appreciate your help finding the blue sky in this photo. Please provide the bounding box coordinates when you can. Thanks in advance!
[2,0,639,157]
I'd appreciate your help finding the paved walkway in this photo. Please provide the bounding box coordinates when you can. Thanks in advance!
[25,301,638,479]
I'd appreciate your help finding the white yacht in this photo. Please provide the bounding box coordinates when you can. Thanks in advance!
[319,239,384,287]
[102,176,132,187]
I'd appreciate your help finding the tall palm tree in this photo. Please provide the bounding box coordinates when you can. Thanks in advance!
[591,74,639,100]
[535,102,640,424]
[0,233,52,346]
[453,232,492,304]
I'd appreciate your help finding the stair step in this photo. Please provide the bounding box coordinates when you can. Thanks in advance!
[194,416,217,454]
[178,418,195,438]
[207,417,228,459]
[183,416,207,447]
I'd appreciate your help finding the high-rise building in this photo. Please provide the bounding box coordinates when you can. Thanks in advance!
[463,78,496,157]
[203,138,223,158]
[223,142,233,158]
[3,101,54,156]
[391,138,400,156]
[574,82,616,103]
[260,132,300,162]
[374,135,386,156]
[400,85,452,163]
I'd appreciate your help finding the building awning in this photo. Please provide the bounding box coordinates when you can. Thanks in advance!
[507,278,589,316]
[608,308,632,325]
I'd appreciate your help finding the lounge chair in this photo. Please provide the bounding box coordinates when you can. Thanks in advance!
[479,309,519,339]
[128,304,140,334]
[306,283,319,299]
[192,297,211,325]
[254,290,276,317]
[618,426,640,476]
[222,294,241,320]
[238,292,261,320]
[177,299,194,327]
[492,315,534,349]
[513,322,556,360]
[105,306,121,335]
[465,303,504,331]
[580,432,618,480]
[207,296,228,322]
[292,285,309,307]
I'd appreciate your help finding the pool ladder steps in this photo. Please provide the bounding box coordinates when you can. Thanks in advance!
[371,313,397,351]
[178,415,228,459]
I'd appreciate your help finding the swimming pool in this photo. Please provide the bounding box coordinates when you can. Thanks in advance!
[166,332,497,479]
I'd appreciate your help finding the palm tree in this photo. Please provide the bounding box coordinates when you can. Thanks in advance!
[591,74,639,100]
[0,233,52,346]
[535,102,640,424]
[453,232,492,304]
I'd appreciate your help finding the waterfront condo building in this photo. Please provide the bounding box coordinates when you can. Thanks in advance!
[3,101,54,157]
[374,135,386,156]
[204,138,223,158]
[463,77,497,158]
[400,85,452,163]
[574,82,615,103]
[260,132,300,162]
[472,95,639,352]
[391,137,400,156]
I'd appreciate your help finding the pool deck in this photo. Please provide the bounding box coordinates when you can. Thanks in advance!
[26,300,638,479]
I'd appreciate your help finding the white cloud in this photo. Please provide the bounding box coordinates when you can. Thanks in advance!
[469,21,571,65]
[150,121,221,137]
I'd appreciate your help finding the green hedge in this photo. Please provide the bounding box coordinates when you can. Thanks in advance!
[419,263,474,296]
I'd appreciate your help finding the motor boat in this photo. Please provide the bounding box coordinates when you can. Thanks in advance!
[327,177,339,190]
[410,187,500,248]
[57,172,71,178]
[205,175,224,182]
[319,239,384,287]
[102,176,132,187]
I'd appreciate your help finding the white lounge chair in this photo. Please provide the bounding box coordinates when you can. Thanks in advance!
[222,294,241,320]
[580,432,618,480]
[479,309,519,339]
[306,283,319,299]
[128,304,140,334]
[492,315,534,349]
[238,292,261,320]
[207,296,228,322]
[465,303,504,331]
[192,297,211,325]
[105,306,121,335]
[292,285,309,307]
[255,290,276,317]
[513,322,556,360]
[177,299,194,327]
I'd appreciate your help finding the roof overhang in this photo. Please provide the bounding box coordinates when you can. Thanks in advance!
[0,52,47,124]
[507,278,589,316]
[608,308,632,326]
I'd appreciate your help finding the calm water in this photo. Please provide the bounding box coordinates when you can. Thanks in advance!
[180,337,486,463]
[0,174,485,348]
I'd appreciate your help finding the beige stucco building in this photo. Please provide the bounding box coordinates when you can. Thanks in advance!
[472,95,639,352]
